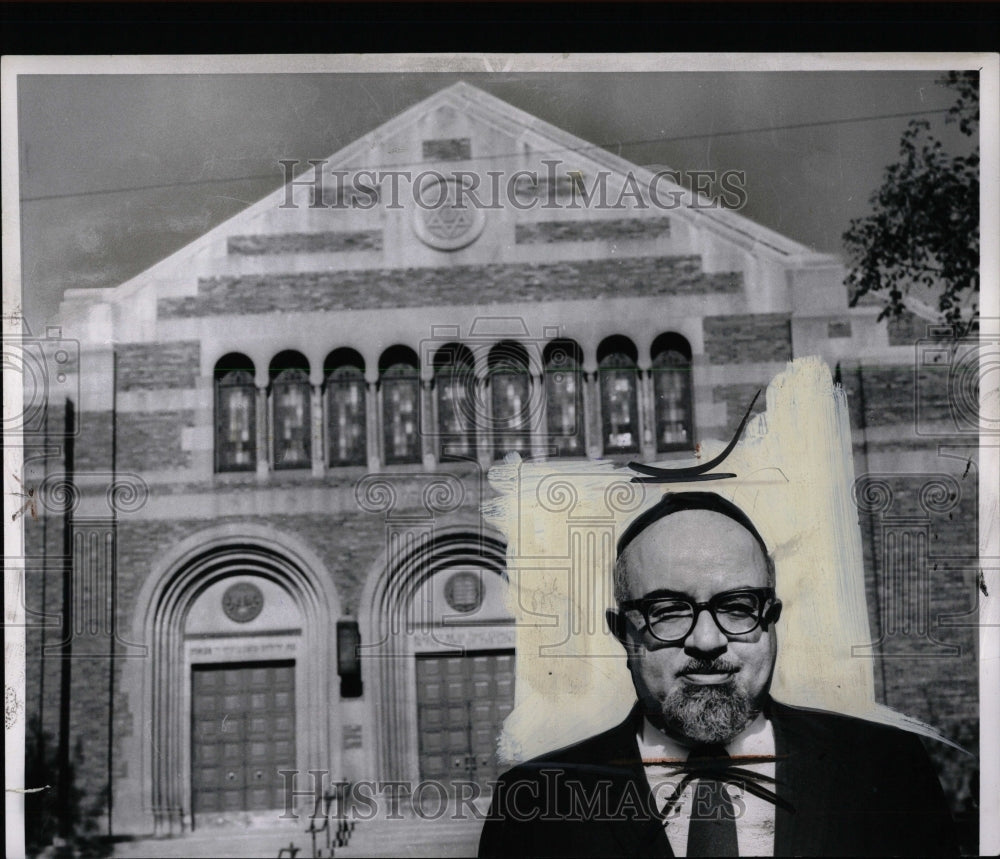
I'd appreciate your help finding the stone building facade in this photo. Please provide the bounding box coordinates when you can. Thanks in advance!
[22,81,978,839]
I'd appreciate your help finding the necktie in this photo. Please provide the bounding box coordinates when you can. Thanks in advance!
[685,743,739,857]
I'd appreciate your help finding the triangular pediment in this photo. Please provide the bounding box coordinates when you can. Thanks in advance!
[59,80,840,331]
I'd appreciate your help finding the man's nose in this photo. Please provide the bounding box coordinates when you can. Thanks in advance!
[684,607,728,655]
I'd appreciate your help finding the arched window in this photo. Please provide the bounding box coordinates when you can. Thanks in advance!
[651,333,694,452]
[434,343,477,461]
[380,346,421,465]
[489,341,532,459]
[325,349,367,467]
[598,336,640,455]
[214,353,256,472]
[270,351,311,470]
[544,339,584,457]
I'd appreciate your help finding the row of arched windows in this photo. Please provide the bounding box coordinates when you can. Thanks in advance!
[214,335,693,473]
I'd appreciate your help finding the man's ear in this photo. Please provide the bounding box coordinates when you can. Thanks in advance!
[606,609,628,644]
[764,599,782,628]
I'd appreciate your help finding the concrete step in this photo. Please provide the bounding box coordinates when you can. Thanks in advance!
[112,810,486,858]
[113,822,306,859]
[332,815,484,858]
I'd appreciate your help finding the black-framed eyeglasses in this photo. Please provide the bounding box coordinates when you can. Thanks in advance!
[619,587,778,643]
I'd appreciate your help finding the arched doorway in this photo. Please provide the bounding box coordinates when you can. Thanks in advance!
[120,526,340,835]
[360,528,513,794]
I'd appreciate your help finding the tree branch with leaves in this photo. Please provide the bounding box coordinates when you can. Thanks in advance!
[844,71,979,332]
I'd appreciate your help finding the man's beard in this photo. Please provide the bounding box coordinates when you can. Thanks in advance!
[653,662,761,744]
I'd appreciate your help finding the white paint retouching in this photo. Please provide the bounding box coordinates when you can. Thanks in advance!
[484,355,952,764]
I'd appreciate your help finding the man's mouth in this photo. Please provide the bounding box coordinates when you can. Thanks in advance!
[679,667,738,685]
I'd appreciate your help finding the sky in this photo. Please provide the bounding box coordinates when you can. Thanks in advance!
[13,67,968,329]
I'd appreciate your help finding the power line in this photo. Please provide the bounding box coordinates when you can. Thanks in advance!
[651,108,951,144]
[21,174,281,203]
[19,107,952,204]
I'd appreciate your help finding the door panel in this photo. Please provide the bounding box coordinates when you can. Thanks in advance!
[191,660,296,820]
[415,650,515,792]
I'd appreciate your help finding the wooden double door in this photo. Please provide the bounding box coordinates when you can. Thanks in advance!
[415,650,515,791]
[190,660,296,820]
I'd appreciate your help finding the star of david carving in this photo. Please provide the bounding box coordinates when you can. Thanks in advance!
[413,179,486,250]
[424,202,475,240]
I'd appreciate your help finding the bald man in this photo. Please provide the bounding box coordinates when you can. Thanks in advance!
[479,492,959,857]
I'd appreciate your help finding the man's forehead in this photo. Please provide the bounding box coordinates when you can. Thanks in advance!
[618,492,767,557]
[620,509,770,596]
[615,491,769,561]
[626,508,761,557]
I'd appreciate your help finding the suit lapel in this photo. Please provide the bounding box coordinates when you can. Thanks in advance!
[596,708,674,858]
[770,700,833,857]
[605,771,674,858]
[771,703,798,857]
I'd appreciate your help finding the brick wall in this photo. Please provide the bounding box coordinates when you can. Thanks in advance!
[515,217,671,244]
[27,506,440,695]
[837,361,978,823]
[23,521,68,744]
[159,256,743,318]
[712,382,769,436]
[117,341,200,392]
[109,510,440,622]
[23,514,113,825]
[422,138,472,161]
[857,476,978,709]
[74,410,113,472]
[119,410,195,471]
[703,313,792,364]
[838,364,957,433]
[853,471,979,820]
[228,231,382,255]
[71,409,194,472]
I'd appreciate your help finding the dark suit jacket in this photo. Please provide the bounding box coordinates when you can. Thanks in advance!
[478,699,959,857]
